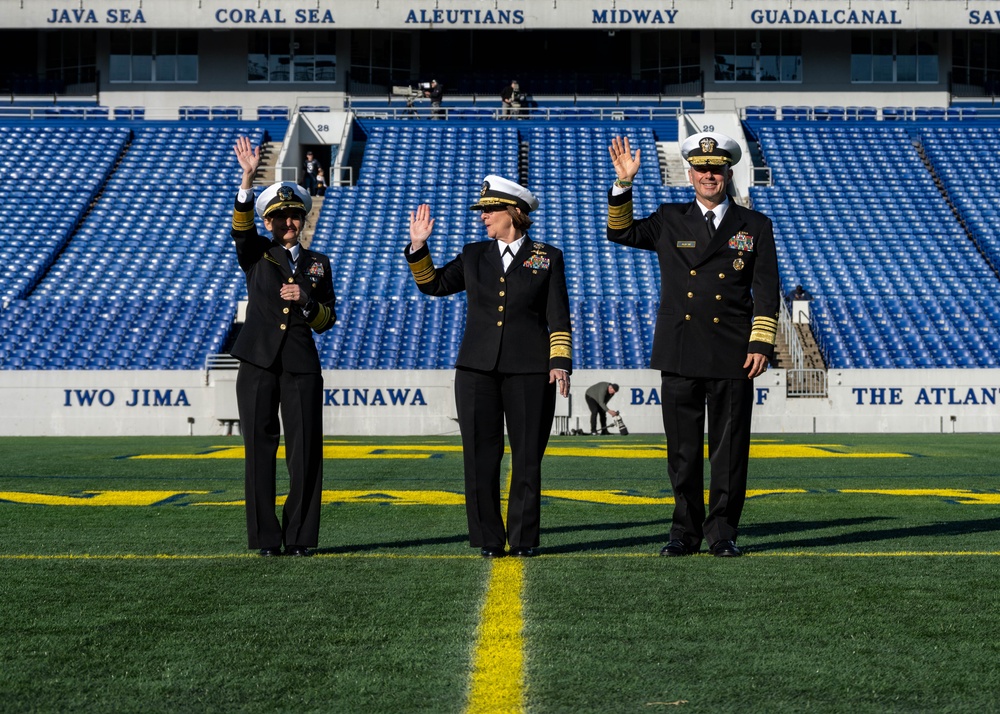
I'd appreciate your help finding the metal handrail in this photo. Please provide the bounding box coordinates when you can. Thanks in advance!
[352,105,684,122]
[787,369,828,398]
[204,353,239,385]
[778,299,804,371]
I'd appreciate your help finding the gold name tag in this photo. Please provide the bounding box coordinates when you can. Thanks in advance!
[676,241,697,249]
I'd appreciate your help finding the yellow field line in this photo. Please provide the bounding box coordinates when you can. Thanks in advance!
[3,551,1000,561]
[461,449,527,713]
[466,557,525,714]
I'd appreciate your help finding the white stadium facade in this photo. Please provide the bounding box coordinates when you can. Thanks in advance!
[2,0,1000,435]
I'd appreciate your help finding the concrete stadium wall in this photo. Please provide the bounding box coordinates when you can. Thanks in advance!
[2,368,1000,436]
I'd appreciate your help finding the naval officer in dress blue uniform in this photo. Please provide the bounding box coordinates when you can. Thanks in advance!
[404,176,572,557]
[607,132,780,558]
[232,136,337,557]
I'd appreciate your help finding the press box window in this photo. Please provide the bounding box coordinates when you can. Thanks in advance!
[713,31,802,83]
[247,31,336,83]
[109,31,198,83]
[851,31,939,84]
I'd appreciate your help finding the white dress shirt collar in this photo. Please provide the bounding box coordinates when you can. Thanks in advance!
[695,197,731,226]
[499,236,525,257]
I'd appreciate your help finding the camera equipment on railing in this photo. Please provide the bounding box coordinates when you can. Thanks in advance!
[391,85,426,107]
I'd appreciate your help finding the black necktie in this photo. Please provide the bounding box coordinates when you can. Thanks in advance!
[705,211,716,238]
[286,249,295,272]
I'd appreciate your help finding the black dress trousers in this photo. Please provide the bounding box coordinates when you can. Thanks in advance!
[455,368,556,549]
[238,359,325,550]
[660,372,753,549]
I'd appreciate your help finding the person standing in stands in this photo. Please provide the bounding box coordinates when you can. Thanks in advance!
[500,79,523,119]
[584,381,619,435]
[231,135,337,557]
[303,150,321,196]
[606,132,779,558]
[404,176,572,558]
[424,79,444,119]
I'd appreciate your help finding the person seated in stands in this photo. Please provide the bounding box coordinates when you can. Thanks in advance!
[788,284,813,301]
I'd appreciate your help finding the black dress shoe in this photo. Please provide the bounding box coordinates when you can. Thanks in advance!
[659,539,697,557]
[258,547,282,557]
[710,540,742,558]
[509,547,538,557]
[285,546,313,557]
[480,546,506,558]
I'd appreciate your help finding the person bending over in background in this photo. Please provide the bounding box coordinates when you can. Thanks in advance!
[584,381,619,435]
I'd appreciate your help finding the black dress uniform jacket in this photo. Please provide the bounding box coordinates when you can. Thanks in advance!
[607,189,780,377]
[230,196,337,368]
[406,239,572,374]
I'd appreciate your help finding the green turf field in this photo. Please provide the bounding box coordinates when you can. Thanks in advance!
[2,433,999,713]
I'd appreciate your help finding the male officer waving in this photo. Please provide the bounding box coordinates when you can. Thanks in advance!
[606,132,779,558]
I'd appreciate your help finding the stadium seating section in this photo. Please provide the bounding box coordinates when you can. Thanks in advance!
[2,112,1000,370]
[750,121,1000,368]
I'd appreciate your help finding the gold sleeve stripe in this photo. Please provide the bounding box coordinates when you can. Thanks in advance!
[408,254,437,285]
[607,201,633,231]
[549,331,572,360]
[309,303,334,330]
[750,316,778,345]
[232,208,255,232]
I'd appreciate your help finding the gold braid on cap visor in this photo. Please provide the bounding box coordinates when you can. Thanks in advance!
[472,196,519,209]
[687,156,734,166]
[263,199,306,217]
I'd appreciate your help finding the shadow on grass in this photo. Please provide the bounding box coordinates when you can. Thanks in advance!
[748,516,1000,551]
[318,533,470,555]
[321,519,674,555]
[540,517,672,554]
[317,516,1000,555]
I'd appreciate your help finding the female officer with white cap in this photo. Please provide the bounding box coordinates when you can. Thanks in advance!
[231,136,337,557]
[404,176,572,558]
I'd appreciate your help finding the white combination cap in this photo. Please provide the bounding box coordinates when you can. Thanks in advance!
[469,175,539,213]
[680,132,742,167]
[254,181,312,219]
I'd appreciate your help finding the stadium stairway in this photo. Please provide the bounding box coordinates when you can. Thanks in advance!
[656,141,687,186]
